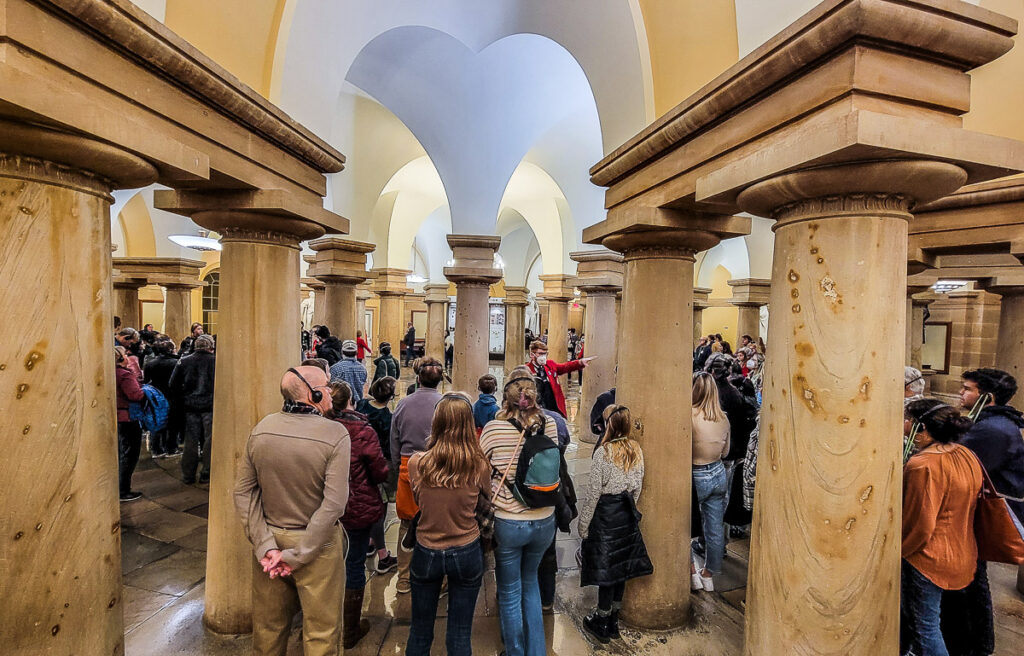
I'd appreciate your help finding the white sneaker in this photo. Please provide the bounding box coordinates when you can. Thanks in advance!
[700,574,714,592]
[691,572,703,591]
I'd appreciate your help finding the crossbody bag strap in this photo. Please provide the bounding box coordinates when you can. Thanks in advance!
[492,429,525,503]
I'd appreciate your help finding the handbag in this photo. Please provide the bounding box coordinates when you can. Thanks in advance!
[401,432,523,552]
[973,456,1024,565]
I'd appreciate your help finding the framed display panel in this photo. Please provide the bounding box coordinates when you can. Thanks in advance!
[922,322,951,374]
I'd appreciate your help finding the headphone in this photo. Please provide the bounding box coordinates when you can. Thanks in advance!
[439,392,474,409]
[288,367,323,403]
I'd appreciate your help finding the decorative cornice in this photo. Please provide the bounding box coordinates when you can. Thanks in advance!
[219,228,301,249]
[773,193,912,223]
[0,154,113,199]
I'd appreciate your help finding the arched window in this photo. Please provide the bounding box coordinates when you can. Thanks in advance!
[202,271,220,335]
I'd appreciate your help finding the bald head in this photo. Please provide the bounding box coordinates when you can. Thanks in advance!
[281,366,331,410]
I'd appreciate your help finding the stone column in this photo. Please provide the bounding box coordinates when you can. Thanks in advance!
[693,287,711,344]
[112,276,146,329]
[503,286,530,372]
[537,299,549,336]
[603,221,745,628]
[154,191,332,634]
[538,274,575,364]
[990,285,1024,407]
[309,280,326,326]
[737,161,968,653]
[570,250,624,442]
[906,285,934,368]
[444,235,502,396]
[424,283,450,363]
[372,268,412,355]
[163,283,200,343]
[728,278,771,341]
[307,237,374,340]
[1,125,157,653]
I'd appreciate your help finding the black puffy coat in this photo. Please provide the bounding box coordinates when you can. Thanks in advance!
[317,336,345,366]
[169,350,216,412]
[143,353,179,397]
[580,492,653,587]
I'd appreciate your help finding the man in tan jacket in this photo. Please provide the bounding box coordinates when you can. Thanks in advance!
[235,365,351,655]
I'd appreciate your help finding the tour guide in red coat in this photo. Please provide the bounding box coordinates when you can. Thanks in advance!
[524,339,594,417]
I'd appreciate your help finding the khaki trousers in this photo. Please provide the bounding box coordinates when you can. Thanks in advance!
[251,525,346,656]
[397,519,413,588]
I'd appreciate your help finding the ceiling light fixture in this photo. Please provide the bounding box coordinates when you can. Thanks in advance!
[169,229,221,252]
[932,280,968,294]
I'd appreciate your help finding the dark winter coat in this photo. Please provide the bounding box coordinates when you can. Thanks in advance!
[716,374,757,461]
[143,353,179,397]
[580,492,653,587]
[115,364,145,422]
[961,405,1024,523]
[335,410,389,529]
[355,399,393,460]
[169,350,216,412]
[590,388,616,438]
[316,336,345,366]
[372,354,400,382]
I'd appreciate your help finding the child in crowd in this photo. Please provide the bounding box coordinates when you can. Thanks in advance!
[473,374,499,432]
[578,404,653,644]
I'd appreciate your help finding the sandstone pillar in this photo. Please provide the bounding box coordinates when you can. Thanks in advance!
[372,269,412,355]
[163,284,199,343]
[906,285,934,369]
[693,287,712,344]
[308,237,374,340]
[537,299,549,336]
[728,278,771,341]
[444,235,502,396]
[604,220,746,628]
[991,285,1024,407]
[154,191,337,634]
[356,283,373,342]
[503,286,530,372]
[112,277,146,329]
[424,283,450,363]
[309,280,326,326]
[1,125,157,654]
[738,162,968,653]
[538,274,575,364]
[570,250,624,442]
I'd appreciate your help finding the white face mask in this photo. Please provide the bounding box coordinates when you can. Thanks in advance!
[535,354,548,366]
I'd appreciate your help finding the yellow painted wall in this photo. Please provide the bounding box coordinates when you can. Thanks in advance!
[702,264,739,347]
[637,0,739,116]
[965,0,1024,142]
[118,193,157,256]
[164,0,286,96]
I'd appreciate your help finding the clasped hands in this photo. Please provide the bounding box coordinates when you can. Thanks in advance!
[261,549,293,579]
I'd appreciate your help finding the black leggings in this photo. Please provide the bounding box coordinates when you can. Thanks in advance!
[597,582,625,612]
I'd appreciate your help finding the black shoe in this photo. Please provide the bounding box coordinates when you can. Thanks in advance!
[182,477,196,485]
[375,554,398,574]
[583,612,612,644]
[120,491,143,502]
[609,610,621,640]
[197,473,210,484]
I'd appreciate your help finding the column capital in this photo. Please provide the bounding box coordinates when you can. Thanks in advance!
[111,276,148,291]
[356,281,375,302]
[693,287,713,311]
[112,257,206,288]
[503,286,531,307]
[727,278,771,307]
[443,234,503,285]
[306,237,374,286]
[424,283,451,304]
[154,189,347,242]
[597,214,751,259]
[371,268,412,297]
[537,274,576,303]
[302,277,326,292]
[570,249,624,294]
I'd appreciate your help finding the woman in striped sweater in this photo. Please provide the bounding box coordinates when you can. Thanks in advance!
[480,375,560,656]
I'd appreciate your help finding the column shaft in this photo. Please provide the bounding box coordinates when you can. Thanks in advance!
[547,300,569,363]
[1,154,150,653]
[504,304,526,372]
[579,291,617,443]
[377,294,405,355]
[744,197,906,653]
[452,283,491,395]
[163,285,193,344]
[616,242,695,628]
[204,229,301,633]
[113,283,142,328]
[323,281,357,340]
[996,292,1024,407]
[312,286,326,325]
[736,306,761,340]
[426,301,447,362]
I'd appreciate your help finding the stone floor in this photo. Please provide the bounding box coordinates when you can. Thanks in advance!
[120,365,1024,655]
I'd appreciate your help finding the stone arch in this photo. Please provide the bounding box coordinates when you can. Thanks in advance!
[114,191,157,257]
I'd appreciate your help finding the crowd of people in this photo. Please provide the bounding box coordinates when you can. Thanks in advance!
[114,319,216,501]
[117,312,1024,655]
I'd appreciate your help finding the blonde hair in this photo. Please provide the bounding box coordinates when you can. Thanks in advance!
[600,404,642,472]
[496,367,544,429]
[692,372,726,422]
[418,393,487,489]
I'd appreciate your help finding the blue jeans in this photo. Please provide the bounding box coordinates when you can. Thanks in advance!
[344,526,371,589]
[902,561,948,656]
[407,539,483,656]
[494,515,556,656]
[693,461,727,574]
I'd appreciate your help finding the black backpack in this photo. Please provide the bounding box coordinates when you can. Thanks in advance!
[505,416,562,508]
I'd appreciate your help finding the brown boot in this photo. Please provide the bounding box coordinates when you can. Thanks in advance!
[343,587,371,649]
